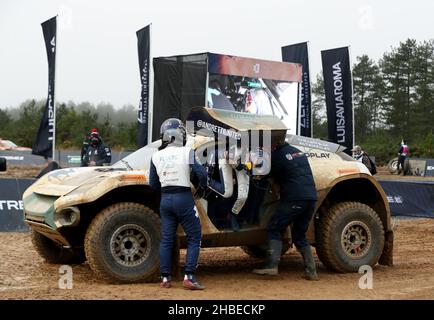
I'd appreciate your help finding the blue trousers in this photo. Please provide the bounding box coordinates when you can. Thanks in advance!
[397,155,406,171]
[159,191,202,275]
[267,200,316,249]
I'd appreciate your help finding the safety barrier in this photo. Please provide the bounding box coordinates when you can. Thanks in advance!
[378,179,434,218]
[0,150,133,168]
[0,178,34,231]
[0,177,433,232]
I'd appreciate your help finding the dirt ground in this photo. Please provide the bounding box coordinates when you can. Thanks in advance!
[0,165,41,179]
[0,218,433,300]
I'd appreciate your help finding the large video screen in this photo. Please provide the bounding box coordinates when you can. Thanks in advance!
[206,54,301,133]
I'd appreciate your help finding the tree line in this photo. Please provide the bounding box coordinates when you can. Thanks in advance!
[1,38,433,164]
[313,38,434,164]
[0,100,138,151]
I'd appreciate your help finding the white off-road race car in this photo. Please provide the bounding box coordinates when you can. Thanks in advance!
[23,107,393,283]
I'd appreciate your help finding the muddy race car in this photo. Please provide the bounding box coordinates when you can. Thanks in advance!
[23,107,393,283]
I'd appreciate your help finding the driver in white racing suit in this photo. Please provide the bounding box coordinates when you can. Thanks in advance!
[208,145,252,231]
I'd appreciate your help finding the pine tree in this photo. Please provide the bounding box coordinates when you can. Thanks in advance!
[352,55,385,143]
[412,40,434,137]
[311,73,328,139]
[380,39,419,140]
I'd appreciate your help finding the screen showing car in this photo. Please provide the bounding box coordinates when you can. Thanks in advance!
[206,53,301,134]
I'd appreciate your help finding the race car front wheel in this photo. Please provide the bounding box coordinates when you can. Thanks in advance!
[84,202,160,283]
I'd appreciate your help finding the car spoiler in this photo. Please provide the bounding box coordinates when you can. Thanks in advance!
[186,107,347,154]
[186,107,287,140]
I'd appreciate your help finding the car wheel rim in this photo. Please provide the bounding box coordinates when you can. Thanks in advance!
[341,220,372,258]
[110,224,151,267]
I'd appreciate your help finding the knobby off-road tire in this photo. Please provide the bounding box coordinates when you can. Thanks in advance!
[388,158,399,174]
[84,202,160,283]
[242,242,290,259]
[316,202,384,273]
[31,230,85,264]
[388,157,409,174]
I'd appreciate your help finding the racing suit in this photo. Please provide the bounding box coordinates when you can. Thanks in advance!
[208,148,250,215]
[207,148,250,231]
[149,145,208,278]
[266,143,317,247]
[253,142,318,279]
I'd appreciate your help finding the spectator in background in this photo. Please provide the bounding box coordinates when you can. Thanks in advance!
[81,128,97,162]
[81,129,111,167]
[351,145,372,172]
[397,140,409,175]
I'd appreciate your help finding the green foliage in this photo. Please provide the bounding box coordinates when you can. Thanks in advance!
[311,73,328,140]
[0,100,138,151]
[352,55,384,141]
[359,130,398,166]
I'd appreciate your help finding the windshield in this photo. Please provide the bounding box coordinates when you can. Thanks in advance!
[207,74,299,133]
[113,140,162,170]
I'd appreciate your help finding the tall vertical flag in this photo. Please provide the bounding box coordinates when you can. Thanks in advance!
[33,16,57,159]
[136,24,151,148]
[281,42,312,137]
[321,46,354,154]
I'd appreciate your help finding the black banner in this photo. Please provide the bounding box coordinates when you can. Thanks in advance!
[282,42,312,137]
[152,53,207,141]
[136,24,151,148]
[32,16,56,158]
[321,47,353,154]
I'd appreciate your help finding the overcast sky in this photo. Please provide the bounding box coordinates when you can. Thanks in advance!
[0,0,433,109]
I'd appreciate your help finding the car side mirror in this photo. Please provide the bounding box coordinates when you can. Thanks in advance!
[0,157,6,172]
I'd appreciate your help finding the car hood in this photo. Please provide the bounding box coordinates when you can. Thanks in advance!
[23,166,148,200]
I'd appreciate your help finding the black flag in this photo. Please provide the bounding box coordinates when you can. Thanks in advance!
[33,16,56,158]
[321,47,354,154]
[136,24,151,148]
[281,42,312,137]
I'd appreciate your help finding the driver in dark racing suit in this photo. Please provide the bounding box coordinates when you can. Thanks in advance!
[253,141,319,280]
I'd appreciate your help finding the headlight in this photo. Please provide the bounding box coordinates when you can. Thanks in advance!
[55,207,80,227]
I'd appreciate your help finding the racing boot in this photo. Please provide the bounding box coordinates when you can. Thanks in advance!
[252,239,282,276]
[298,245,319,281]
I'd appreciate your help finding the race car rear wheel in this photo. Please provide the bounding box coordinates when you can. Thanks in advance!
[84,202,160,283]
[316,201,384,273]
[31,230,85,264]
